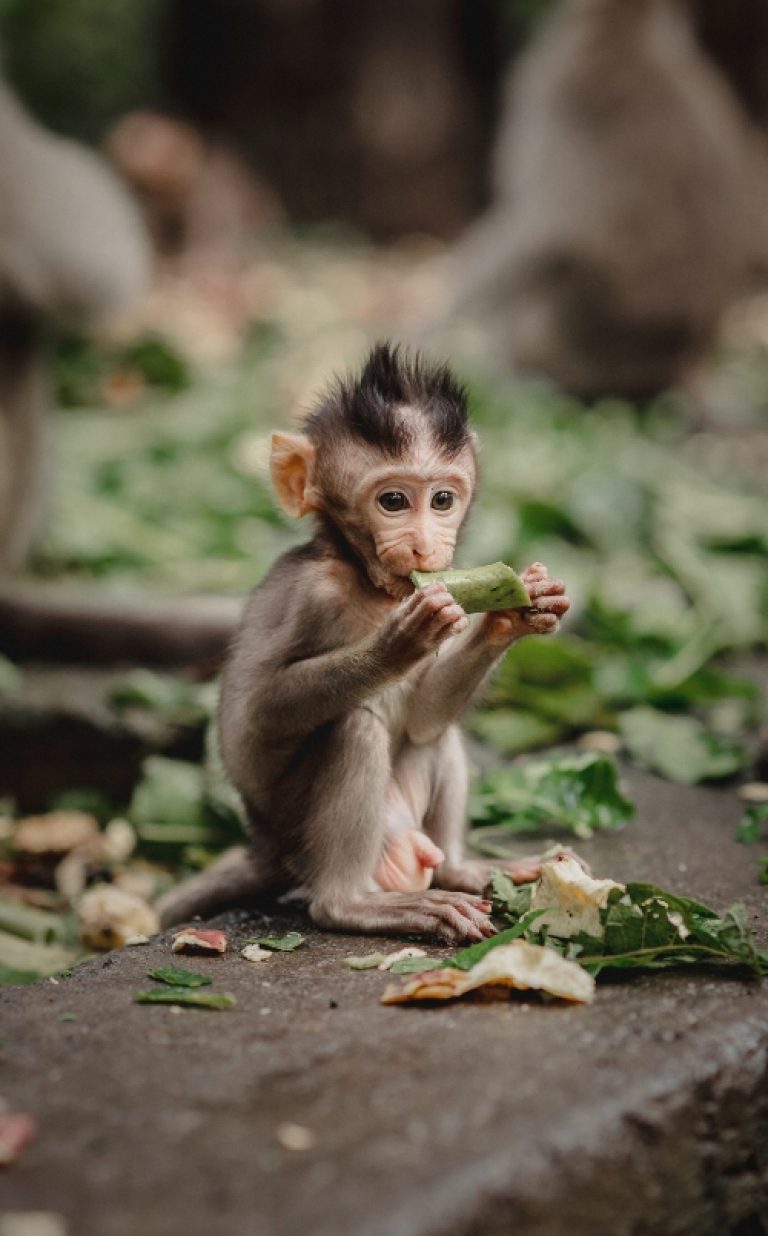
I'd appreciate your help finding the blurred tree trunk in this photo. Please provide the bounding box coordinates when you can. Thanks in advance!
[160,0,504,240]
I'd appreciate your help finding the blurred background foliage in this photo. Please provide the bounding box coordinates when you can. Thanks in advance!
[0,0,766,976]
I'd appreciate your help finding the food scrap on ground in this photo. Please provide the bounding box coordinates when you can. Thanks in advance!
[275,1123,317,1152]
[241,944,272,963]
[530,854,624,939]
[491,860,768,976]
[0,1111,37,1166]
[245,932,304,952]
[171,928,227,955]
[381,941,595,1006]
[147,967,211,988]
[77,886,159,951]
[134,988,236,1010]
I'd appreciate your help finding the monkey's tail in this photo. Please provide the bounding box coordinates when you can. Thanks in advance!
[155,846,282,928]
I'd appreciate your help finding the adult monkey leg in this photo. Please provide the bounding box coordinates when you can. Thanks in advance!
[306,709,494,943]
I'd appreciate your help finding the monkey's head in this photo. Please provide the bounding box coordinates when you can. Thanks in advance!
[271,344,477,598]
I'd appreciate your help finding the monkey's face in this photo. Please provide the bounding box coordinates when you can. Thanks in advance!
[342,437,476,599]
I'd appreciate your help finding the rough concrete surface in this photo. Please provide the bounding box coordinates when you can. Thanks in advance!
[1,765,767,1236]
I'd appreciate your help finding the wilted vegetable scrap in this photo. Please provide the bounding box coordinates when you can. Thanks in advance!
[381,941,595,1006]
[344,953,389,971]
[171,928,227,955]
[148,967,211,988]
[78,886,159,951]
[134,988,236,1010]
[0,1111,37,1166]
[492,861,768,977]
[246,932,304,952]
[410,562,530,614]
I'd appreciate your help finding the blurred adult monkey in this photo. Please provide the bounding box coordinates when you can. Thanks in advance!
[157,345,573,940]
[445,0,768,398]
[0,80,236,667]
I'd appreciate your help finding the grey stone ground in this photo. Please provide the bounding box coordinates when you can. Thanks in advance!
[1,765,767,1236]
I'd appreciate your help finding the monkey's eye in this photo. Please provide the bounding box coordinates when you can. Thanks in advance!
[431,491,455,512]
[378,491,409,513]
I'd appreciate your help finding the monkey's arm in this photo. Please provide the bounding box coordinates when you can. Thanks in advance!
[243,582,465,743]
[407,566,570,744]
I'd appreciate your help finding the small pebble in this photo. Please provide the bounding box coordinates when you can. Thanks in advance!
[276,1122,316,1152]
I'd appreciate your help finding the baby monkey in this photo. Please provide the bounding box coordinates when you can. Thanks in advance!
[158,345,570,942]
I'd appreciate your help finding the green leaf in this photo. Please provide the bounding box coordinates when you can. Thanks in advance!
[619,707,748,783]
[0,963,41,986]
[129,757,207,831]
[470,752,634,840]
[134,988,236,1009]
[737,803,768,845]
[148,967,212,988]
[449,913,549,971]
[247,932,304,952]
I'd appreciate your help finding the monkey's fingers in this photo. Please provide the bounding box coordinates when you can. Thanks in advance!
[532,595,570,615]
[524,612,559,633]
[527,578,565,598]
[522,562,549,583]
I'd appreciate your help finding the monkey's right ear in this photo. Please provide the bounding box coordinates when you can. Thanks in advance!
[270,432,318,517]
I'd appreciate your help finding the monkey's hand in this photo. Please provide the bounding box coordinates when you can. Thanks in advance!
[379,582,469,666]
[375,830,445,893]
[480,562,570,647]
[436,847,591,895]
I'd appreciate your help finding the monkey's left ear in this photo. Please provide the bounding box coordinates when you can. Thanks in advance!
[270,432,318,517]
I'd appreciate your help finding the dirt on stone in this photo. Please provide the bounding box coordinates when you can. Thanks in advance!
[1,766,768,1236]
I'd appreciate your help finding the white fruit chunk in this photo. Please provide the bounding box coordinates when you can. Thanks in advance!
[381,940,595,1005]
[530,854,624,940]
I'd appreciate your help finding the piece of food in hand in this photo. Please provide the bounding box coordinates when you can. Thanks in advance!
[171,928,227,955]
[381,940,594,1004]
[78,885,159,951]
[530,854,624,940]
[410,562,531,614]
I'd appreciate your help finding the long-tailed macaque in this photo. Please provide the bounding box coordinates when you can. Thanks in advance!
[0,79,237,670]
[444,0,768,398]
[157,345,571,942]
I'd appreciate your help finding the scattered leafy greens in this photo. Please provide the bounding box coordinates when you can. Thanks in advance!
[619,708,749,784]
[134,988,236,1010]
[245,932,304,952]
[736,803,768,846]
[490,870,768,976]
[147,967,212,988]
[470,751,633,844]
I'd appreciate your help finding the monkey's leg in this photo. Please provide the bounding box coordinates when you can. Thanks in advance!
[155,845,283,928]
[417,727,548,894]
[306,710,494,944]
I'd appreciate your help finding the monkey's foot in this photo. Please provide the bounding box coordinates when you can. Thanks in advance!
[309,888,495,944]
[436,848,590,896]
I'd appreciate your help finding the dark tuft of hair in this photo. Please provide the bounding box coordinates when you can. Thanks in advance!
[304,342,471,458]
